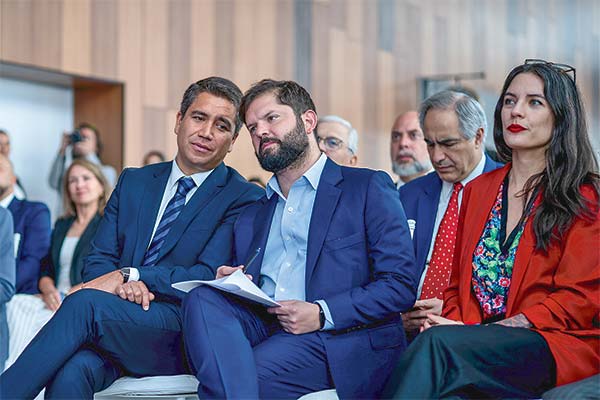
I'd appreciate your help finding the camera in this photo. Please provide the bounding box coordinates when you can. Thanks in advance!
[69,129,83,144]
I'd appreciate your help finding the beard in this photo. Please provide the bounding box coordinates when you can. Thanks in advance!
[256,119,309,173]
[392,157,432,177]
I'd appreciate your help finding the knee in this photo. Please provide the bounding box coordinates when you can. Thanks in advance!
[182,286,225,317]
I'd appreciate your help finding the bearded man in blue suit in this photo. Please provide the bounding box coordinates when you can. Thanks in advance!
[0,77,263,399]
[182,79,418,399]
[399,90,502,337]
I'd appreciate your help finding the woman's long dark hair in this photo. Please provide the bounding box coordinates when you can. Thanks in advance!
[493,62,600,251]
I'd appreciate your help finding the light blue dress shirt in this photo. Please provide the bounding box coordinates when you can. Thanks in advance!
[260,154,334,329]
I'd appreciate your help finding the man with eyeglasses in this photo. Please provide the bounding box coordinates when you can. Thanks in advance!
[315,115,358,166]
[398,90,502,338]
[390,111,433,188]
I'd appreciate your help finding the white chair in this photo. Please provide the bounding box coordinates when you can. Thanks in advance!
[94,375,339,400]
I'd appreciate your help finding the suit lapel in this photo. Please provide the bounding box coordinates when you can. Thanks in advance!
[244,196,278,278]
[305,161,342,288]
[133,165,171,265]
[156,163,228,262]
[415,175,442,270]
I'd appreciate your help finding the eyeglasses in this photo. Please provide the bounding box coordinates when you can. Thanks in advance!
[317,136,346,152]
[524,59,576,83]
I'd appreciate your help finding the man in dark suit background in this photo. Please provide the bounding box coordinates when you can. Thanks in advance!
[0,77,263,399]
[0,154,51,294]
[0,207,15,372]
[399,90,502,336]
[182,79,418,399]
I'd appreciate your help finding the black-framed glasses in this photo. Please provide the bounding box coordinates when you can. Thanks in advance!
[524,59,576,83]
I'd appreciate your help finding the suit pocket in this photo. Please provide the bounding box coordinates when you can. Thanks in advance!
[323,232,363,251]
[368,323,406,350]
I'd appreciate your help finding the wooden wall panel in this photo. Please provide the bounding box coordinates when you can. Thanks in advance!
[0,0,598,174]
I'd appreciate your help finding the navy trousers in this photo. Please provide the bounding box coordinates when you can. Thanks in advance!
[182,286,334,399]
[382,324,556,399]
[0,289,188,399]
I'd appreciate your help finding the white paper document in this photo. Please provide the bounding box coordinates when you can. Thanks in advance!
[172,269,280,307]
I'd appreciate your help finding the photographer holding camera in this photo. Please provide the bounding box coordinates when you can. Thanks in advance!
[48,123,117,212]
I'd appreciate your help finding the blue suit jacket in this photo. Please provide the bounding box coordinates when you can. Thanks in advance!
[398,155,503,275]
[40,214,102,287]
[7,198,51,294]
[233,160,418,398]
[84,162,263,302]
[0,208,15,371]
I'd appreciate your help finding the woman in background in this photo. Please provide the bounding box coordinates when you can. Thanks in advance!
[385,60,599,398]
[39,158,109,310]
[6,159,109,370]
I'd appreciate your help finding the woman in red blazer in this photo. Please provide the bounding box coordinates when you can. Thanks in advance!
[385,60,599,398]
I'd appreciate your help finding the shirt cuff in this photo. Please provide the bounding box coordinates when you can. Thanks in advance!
[315,299,334,330]
[128,267,140,282]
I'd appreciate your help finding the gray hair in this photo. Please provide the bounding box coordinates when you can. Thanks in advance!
[317,115,359,154]
[419,90,487,140]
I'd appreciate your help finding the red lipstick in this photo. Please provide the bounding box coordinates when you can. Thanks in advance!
[507,124,526,133]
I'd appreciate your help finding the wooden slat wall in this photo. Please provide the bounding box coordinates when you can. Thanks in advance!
[1,0,598,182]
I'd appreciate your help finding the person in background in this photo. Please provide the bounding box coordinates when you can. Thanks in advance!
[4,159,109,371]
[315,115,358,166]
[143,150,166,166]
[0,208,15,372]
[48,123,117,211]
[400,90,502,337]
[385,60,599,398]
[0,154,51,294]
[0,129,26,199]
[39,159,109,310]
[390,111,433,188]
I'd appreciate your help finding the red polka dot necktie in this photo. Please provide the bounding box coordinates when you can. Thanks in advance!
[420,182,463,300]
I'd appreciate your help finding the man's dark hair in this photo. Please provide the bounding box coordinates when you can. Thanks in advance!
[179,77,244,135]
[77,122,102,157]
[240,79,316,124]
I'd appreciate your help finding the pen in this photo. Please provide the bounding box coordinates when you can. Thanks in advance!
[242,247,261,273]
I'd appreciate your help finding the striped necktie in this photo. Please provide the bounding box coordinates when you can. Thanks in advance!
[142,176,196,267]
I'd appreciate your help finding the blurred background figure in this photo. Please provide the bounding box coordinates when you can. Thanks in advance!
[0,154,51,294]
[315,115,358,166]
[142,150,166,166]
[0,130,26,200]
[48,123,116,213]
[5,159,109,370]
[0,208,15,372]
[390,111,433,188]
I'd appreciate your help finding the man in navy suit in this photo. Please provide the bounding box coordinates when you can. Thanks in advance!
[0,154,51,294]
[0,77,263,399]
[399,90,502,336]
[0,207,15,372]
[182,79,418,399]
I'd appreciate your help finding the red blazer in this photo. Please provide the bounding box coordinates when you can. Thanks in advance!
[443,164,600,386]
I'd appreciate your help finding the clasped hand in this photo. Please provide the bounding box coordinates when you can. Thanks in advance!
[68,270,155,310]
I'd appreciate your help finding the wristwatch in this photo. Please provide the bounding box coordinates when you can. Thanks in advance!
[119,267,131,283]
[316,302,325,329]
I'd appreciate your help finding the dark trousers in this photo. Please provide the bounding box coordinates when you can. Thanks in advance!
[0,289,188,399]
[182,286,333,399]
[383,324,556,399]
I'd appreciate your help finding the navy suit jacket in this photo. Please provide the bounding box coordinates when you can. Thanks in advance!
[7,198,51,294]
[0,208,15,370]
[84,161,263,302]
[233,160,418,398]
[40,214,102,288]
[398,155,503,276]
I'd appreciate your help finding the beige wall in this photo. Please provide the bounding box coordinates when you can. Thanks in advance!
[1,0,598,182]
